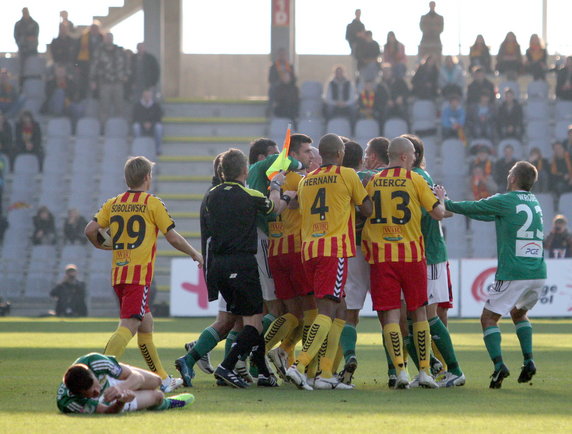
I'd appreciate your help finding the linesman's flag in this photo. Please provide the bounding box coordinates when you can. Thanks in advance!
[266,123,291,180]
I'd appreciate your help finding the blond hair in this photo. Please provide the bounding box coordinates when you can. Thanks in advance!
[124,156,154,188]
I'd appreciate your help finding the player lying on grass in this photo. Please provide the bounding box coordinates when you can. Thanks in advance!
[57,352,194,414]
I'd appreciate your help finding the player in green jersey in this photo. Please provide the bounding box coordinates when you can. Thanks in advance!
[406,134,465,388]
[57,353,194,414]
[438,161,547,389]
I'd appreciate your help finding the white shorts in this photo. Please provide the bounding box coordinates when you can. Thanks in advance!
[256,228,276,301]
[427,262,450,304]
[103,377,138,412]
[484,279,546,316]
[345,249,370,310]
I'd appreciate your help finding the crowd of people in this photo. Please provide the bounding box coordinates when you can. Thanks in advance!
[30,206,88,246]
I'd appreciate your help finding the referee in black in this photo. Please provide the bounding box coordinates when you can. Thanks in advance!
[205,148,295,388]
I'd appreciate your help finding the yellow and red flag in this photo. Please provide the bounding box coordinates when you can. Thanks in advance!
[266,123,291,180]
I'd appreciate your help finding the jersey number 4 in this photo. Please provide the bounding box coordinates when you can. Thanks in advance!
[370,190,412,224]
[311,187,329,221]
[110,215,146,250]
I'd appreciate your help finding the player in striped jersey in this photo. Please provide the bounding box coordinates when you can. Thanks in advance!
[264,134,317,378]
[362,137,446,389]
[85,156,203,393]
[57,352,194,414]
[286,134,372,390]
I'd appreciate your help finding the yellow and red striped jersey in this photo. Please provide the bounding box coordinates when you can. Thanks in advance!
[361,167,439,263]
[298,165,367,261]
[94,191,175,286]
[268,171,303,256]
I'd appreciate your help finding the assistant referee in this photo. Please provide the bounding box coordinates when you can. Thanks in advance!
[204,148,295,388]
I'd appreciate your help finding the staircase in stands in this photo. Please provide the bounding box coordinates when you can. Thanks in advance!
[152,98,268,303]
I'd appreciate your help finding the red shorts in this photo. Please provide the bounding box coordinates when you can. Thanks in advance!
[113,283,151,320]
[303,256,348,302]
[268,252,310,300]
[438,261,454,309]
[370,260,428,312]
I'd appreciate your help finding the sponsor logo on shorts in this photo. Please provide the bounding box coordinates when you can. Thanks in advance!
[229,273,237,279]
[471,266,497,302]
[515,240,543,258]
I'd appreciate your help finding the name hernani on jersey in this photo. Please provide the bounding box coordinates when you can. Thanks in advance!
[303,175,338,186]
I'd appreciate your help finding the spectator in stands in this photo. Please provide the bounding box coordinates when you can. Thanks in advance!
[544,214,572,258]
[469,34,492,74]
[383,31,407,79]
[60,10,74,34]
[123,49,135,101]
[469,144,496,199]
[63,209,88,245]
[75,22,103,99]
[467,93,495,141]
[355,30,381,83]
[358,81,381,121]
[466,67,495,106]
[0,69,25,119]
[272,71,299,122]
[32,206,56,245]
[268,48,296,109]
[556,56,572,101]
[549,141,572,197]
[43,65,84,129]
[345,9,366,54]
[14,110,42,169]
[248,138,278,166]
[418,1,444,63]
[133,89,164,155]
[324,65,357,121]
[562,126,572,152]
[13,7,39,83]
[50,22,76,72]
[496,32,522,79]
[50,264,87,317]
[0,111,13,165]
[412,55,439,100]
[0,149,7,214]
[441,94,465,139]
[376,64,410,122]
[524,34,547,80]
[497,88,523,140]
[493,144,518,193]
[130,43,160,101]
[439,55,464,99]
[90,33,127,125]
[528,147,550,193]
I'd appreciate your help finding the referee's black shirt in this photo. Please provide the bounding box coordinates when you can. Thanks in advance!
[203,181,275,255]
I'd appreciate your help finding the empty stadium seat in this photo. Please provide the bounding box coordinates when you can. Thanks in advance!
[326,117,351,137]
[269,117,291,137]
[25,270,57,297]
[535,193,555,229]
[470,219,497,258]
[498,81,520,100]
[77,117,100,138]
[442,216,469,258]
[555,100,572,121]
[13,154,40,174]
[526,120,551,141]
[132,137,156,161]
[23,56,46,77]
[527,80,549,100]
[22,78,44,99]
[557,192,572,218]
[84,98,99,118]
[527,138,552,156]
[383,118,408,138]
[105,117,129,139]
[88,273,112,297]
[59,245,90,272]
[354,119,379,141]
[412,100,436,121]
[44,138,69,159]
[498,138,524,159]
[553,120,570,142]
[525,100,550,121]
[300,81,323,100]
[299,99,323,119]
[46,118,72,139]
[297,119,325,142]
[440,139,466,176]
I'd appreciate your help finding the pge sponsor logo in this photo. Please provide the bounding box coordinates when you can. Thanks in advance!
[515,240,543,258]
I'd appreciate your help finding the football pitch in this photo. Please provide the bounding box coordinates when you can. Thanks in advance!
[1,317,571,433]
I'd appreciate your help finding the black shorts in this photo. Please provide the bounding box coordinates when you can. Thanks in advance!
[209,254,263,316]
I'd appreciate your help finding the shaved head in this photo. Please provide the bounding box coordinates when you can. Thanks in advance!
[388,137,416,169]
[319,134,344,161]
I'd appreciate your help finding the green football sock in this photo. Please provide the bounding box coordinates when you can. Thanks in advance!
[185,326,220,368]
[429,316,462,376]
[149,398,170,411]
[382,334,396,376]
[262,313,277,334]
[340,324,357,362]
[483,326,504,370]
[224,330,239,358]
[515,320,533,363]
[404,335,419,370]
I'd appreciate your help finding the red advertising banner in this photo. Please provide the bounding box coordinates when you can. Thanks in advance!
[273,0,290,27]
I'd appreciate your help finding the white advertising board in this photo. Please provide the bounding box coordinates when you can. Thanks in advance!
[459,259,572,317]
[170,258,219,317]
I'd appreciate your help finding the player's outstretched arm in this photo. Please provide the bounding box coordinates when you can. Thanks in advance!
[165,229,204,267]
[358,196,373,217]
[84,220,112,250]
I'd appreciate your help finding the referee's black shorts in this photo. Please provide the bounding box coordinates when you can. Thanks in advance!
[209,254,263,316]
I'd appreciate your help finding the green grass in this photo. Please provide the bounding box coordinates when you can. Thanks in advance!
[1,318,571,433]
